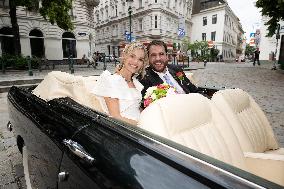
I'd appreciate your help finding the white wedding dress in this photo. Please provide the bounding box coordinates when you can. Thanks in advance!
[91,70,144,121]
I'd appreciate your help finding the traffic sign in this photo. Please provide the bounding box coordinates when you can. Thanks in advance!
[208,40,214,48]
[178,28,185,37]
[249,38,255,47]
[250,33,255,38]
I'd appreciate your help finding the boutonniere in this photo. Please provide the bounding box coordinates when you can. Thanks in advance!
[176,72,184,81]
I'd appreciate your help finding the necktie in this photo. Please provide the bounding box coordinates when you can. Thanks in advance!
[163,74,175,87]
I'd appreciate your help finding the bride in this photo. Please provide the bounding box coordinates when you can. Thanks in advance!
[91,42,149,125]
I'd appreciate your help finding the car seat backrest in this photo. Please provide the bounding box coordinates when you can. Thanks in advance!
[138,93,246,170]
[211,88,279,153]
[32,71,103,112]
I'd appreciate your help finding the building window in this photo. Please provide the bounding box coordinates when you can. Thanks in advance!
[212,14,217,24]
[167,18,171,30]
[122,2,125,14]
[138,18,143,31]
[29,29,44,58]
[106,7,109,18]
[62,32,77,58]
[101,10,103,20]
[203,17,207,26]
[0,0,9,8]
[123,22,127,33]
[211,31,216,41]
[154,15,158,28]
[155,0,157,3]
[115,5,118,16]
[139,0,142,8]
[202,33,206,41]
[167,0,170,8]
[0,27,15,55]
[96,14,99,22]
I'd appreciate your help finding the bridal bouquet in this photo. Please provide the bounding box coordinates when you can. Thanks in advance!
[143,83,177,108]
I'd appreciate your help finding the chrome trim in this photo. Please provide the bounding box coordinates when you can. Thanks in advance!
[63,139,95,164]
[138,133,266,189]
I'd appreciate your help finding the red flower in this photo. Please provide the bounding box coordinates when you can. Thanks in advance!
[176,72,184,80]
[144,97,153,107]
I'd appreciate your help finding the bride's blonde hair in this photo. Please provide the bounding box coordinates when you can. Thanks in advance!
[117,42,149,78]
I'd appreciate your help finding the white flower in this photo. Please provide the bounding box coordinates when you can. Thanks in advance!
[151,93,157,100]
[167,88,177,96]
[144,87,156,98]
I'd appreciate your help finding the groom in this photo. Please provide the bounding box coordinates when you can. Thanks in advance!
[139,40,202,98]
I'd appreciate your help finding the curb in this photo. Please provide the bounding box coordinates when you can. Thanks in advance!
[0,83,40,93]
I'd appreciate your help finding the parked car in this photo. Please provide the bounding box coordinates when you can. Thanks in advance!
[7,78,283,188]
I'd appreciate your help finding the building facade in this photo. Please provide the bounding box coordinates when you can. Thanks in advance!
[0,0,99,61]
[259,16,284,64]
[94,0,193,56]
[191,0,243,62]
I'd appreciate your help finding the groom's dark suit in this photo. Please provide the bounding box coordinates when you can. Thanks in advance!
[139,64,200,98]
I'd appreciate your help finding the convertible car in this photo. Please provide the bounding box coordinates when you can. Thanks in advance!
[7,71,284,189]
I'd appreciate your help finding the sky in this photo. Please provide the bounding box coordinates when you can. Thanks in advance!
[226,0,262,40]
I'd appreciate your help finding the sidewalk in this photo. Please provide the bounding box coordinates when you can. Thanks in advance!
[0,64,116,82]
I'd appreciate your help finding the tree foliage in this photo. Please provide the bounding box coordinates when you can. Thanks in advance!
[13,0,74,30]
[187,41,211,61]
[245,44,256,56]
[40,0,74,31]
[8,0,73,55]
[255,0,284,36]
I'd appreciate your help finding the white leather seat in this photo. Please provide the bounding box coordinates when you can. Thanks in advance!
[211,89,284,185]
[32,71,103,112]
[211,89,282,154]
[138,93,284,186]
[139,94,246,169]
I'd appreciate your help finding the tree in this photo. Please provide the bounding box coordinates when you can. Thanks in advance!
[245,44,256,56]
[9,0,73,56]
[186,41,211,61]
[210,47,219,61]
[255,0,284,36]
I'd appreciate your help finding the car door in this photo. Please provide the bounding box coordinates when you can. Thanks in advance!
[57,117,215,189]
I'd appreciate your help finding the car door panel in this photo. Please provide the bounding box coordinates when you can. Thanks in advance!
[58,122,211,189]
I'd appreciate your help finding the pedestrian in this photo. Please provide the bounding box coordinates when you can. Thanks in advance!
[204,59,207,67]
[253,48,260,66]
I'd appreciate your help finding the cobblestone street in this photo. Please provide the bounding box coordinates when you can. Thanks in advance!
[0,62,283,188]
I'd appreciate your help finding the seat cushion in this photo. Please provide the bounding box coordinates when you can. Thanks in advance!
[212,89,279,153]
[139,94,247,170]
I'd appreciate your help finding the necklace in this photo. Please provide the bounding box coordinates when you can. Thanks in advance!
[117,73,133,83]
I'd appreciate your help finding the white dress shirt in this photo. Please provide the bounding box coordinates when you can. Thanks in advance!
[153,68,185,94]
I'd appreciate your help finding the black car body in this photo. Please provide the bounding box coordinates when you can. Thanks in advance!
[7,86,282,189]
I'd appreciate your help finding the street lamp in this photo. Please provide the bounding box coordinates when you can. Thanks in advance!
[126,0,133,42]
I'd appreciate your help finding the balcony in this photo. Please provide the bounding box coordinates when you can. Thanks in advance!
[149,29,162,39]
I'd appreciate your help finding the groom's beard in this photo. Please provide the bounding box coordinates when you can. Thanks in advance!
[150,60,168,73]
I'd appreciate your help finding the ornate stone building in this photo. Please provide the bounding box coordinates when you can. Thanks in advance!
[94,0,193,56]
[0,0,99,61]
